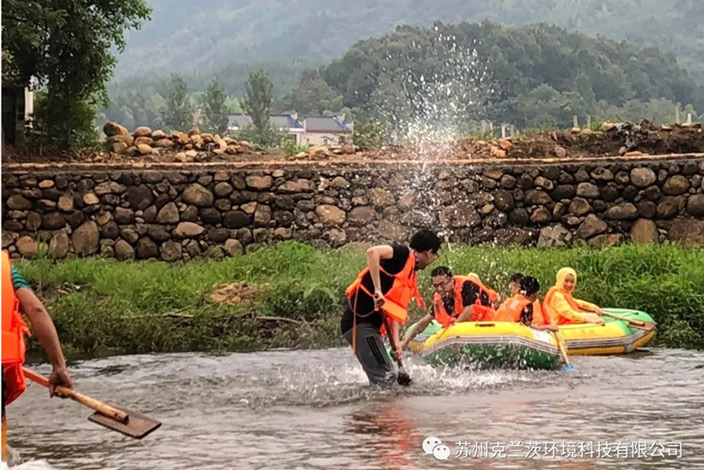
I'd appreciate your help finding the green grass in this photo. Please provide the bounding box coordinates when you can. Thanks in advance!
[14,241,704,358]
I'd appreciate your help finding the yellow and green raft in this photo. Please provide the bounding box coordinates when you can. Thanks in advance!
[405,308,656,370]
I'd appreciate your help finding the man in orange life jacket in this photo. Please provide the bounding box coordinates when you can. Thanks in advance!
[341,230,442,388]
[400,266,498,348]
[494,276,558,332]
[2,250,73,461]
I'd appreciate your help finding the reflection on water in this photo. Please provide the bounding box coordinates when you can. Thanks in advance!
[5,348,703,469]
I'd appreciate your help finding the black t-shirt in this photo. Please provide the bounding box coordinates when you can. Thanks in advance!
[340,244,412,334]
[520,303,533,326]
[432,280,490,318]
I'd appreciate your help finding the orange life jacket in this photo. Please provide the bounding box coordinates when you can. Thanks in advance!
[432,276,496,328]
[494,295,532,323]
[2,250,29,406]
[345,251,425,333]
[466,274,500,304]
[543,286,584,325]
[531,300,552,326]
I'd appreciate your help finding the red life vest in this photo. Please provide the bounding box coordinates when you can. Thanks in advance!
[2,250,30,406]
[494,295,533,323]
[432,276,496,328]
[345,250,425,333]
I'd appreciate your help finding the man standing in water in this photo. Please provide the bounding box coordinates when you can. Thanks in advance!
[2,250,73,462]
[341,230,442,388]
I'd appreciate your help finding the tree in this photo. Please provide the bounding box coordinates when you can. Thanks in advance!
[163,74,194,131]
[241,70,278,145]
[202,79,230,135]
[2,0,151,149]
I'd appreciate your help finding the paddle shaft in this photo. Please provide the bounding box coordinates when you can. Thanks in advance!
[22,368,129,424]
[598,312,653,329]
[382,314,406,370]
[553,331,572,367]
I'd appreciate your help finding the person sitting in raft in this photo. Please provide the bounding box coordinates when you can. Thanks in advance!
[400,266,497,349]
[508,273,524,296]
[493,276,558,331]
[341,230,442,388]
[543,268,605,325]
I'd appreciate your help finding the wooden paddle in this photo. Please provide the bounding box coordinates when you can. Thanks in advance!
[381,314,412,386]
[552,330,575,372]
[22,368,161,439]
[598,311,656,330]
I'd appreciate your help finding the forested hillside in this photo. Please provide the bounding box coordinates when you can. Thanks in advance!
[114,0,704,81]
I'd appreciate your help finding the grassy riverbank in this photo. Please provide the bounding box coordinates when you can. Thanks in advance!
[15,241,704,357]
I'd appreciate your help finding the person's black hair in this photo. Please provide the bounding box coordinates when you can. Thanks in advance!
[510,273,525,284]
[430,266,453,278]
[410,229,442,254]
[520,276,541,296]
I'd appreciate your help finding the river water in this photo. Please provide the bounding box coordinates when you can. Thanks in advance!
[4,347,703,469]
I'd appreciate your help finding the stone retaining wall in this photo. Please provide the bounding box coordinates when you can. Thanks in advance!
[3,156,704,260]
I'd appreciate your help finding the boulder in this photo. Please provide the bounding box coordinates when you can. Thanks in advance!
[173,222,205,238]
[668,219,704,246]
[348,206,377,226]
[530,206,552,224]
[524,190,552,206]
[41,212,66,230]
[103,122,129,137]
[16,236,38,258]
[315,205,346,225]
[537,225,573,247]
[686,194,704,217]
[554,146,567,158]
[605,203,638,220]
[7,195,32,210]
[576,214,607,239]
[133,126,152,137]
[223,211,251,229]
[589,234,624,248]
[369,188,395,207]
[136,238,158,259]
[576,182,599,199]
[182,184,214,207]
[630,219,659,244]
[254,205,272,226]
[630,168,656,188]
[224,239,244,256]
[126,185,154,210]
[72,221,100,256]
[663,175,690,196]
[156,202,180,224]
[569,198,592,216]
[114,240,135,260]
[137,144,153,155]
[494,190,515,212]
[245,175,273,190]
[160,241,183,261]
[57,195,75,212]
[46,231,69,259]
[279,179,312,193]
[656,198,680,219]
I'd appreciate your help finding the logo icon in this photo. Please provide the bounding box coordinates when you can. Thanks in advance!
[422,436,451,460]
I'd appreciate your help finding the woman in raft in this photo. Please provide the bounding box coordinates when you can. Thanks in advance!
[543,268,605,325]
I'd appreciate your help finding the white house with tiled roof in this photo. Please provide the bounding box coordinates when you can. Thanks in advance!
[227,112,353,146]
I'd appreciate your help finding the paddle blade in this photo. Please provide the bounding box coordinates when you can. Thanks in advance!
[397,371,412,386]
[88,404,161,439]
[564,364,576,372]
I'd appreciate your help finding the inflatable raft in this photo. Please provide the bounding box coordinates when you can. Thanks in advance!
[406,308,656,370]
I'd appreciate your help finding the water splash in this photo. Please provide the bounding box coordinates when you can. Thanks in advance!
[364,30,497,252]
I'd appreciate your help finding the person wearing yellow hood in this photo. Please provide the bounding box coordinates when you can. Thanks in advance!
[543,268,605,325]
